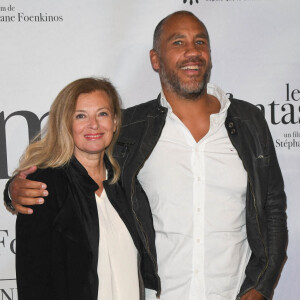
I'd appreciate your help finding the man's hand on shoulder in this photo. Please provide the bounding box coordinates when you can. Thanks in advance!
[9,166,48,214]
[240,289,265,300]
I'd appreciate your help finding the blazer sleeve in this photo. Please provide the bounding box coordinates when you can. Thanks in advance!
[16,168,67,300]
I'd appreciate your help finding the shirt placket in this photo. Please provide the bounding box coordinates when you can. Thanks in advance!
[190,139,206,300]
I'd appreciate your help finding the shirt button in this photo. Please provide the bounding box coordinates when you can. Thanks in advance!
[194,270,199,274]
[197,208,200,212]
[197,177,200,182]
[197,238,200,243]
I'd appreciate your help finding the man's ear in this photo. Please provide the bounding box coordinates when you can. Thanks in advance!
[150,49,160,72]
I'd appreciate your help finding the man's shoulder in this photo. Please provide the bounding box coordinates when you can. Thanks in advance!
[229,97,261,111]
[121,97,163,126]
[229,98,265,121]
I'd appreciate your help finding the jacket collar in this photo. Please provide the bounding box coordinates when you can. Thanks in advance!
[66,154,114,190]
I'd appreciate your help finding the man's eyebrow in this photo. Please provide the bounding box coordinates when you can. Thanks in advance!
[195,33,209,39]
[166,33,185,43]
[166,33,209,43]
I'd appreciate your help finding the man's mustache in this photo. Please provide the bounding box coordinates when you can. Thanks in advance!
[177,57,206,68]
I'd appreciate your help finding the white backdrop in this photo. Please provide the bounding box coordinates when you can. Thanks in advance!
[0,0,299,298]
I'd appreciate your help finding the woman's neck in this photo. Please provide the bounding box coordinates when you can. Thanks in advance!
[74,151,106,196]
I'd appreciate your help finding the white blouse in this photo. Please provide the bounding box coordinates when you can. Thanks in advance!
[95,188,139,300]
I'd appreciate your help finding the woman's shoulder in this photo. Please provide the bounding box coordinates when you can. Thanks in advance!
[28,167,67,183]
[16,167,70,235]
[21,167,70,215]
[27,166,69,195]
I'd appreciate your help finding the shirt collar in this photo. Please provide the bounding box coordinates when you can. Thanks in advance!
[160,83,231,114]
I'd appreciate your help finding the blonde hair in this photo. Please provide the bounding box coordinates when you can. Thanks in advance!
[15,77,122,184]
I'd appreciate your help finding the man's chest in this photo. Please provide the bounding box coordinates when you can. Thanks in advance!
[137,117,248,233]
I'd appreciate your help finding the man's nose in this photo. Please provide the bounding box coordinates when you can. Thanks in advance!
[184,42,201,57]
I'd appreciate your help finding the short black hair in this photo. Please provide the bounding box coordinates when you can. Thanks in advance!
[152,10,210,53]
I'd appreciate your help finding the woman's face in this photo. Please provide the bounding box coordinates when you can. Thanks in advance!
[72,90,116,160]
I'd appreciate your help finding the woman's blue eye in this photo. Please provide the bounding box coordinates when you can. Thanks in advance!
[99,111,108,116]
[75,114,85,119]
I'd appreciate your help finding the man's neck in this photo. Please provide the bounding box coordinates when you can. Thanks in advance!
[162,86,220,118]
[162,86,221,142]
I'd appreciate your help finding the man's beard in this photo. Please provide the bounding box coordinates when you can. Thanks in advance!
[159,58,211,100]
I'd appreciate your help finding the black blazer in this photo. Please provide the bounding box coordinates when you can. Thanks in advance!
[16,156,143,300]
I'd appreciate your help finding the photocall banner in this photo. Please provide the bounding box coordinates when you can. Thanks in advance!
[0,0,299,298]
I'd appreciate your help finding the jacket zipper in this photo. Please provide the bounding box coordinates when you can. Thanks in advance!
[131,166,161,299]
[138,252,146,300]
[130,112,166,298]
[236,175,269,299]
[226,118,269,298]
[229,149,269,298]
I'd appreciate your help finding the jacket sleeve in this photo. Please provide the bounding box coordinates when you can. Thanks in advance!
[3,177,14,211]
[255,121,288,299]
[16,169,66,300]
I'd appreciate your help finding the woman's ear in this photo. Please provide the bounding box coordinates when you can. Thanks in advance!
[113,115,117,133]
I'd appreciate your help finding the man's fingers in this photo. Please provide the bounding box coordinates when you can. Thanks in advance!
[240,289,264,300]
[11,177,47,193]
[10,182,48,203]
[12,195,45,206]
[21,188,48,199]
[13,203,33,215]
[17,166,38,179]
[9,172,48,214]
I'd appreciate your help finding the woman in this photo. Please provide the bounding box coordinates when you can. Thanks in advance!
[15,78,158,300]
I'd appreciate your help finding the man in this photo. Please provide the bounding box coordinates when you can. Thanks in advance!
[5,11,287,300]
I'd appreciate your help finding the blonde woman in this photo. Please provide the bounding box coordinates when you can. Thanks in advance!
[15,78,159,300]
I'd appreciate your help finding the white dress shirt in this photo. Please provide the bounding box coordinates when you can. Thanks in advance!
[138,84,251,300]
[96,188,139,300]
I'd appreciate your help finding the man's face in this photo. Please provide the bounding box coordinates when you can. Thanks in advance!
[150,14,212,99]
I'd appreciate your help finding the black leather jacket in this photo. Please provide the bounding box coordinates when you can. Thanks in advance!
[114,96,288,300]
